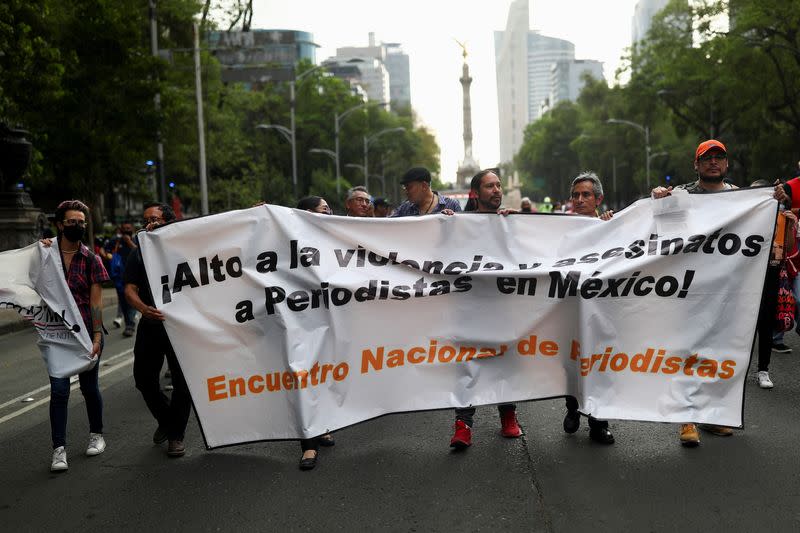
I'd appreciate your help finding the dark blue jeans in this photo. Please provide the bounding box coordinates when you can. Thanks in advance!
[49,357,103,448]
[116,287,136,327]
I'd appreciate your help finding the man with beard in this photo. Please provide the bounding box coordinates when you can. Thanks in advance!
[450,168,522,449]
[562,172,615,444]
[651,140,740,446]
[652,140,735,197]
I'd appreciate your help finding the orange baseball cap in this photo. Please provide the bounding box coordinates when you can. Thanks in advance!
[695,139,727,160]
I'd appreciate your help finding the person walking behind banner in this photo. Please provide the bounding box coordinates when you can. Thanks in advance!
[749,180,797,389]
[344,186,373,217]
[295,196,335,470]
[124,202,192,458]
[651,139,770,446]
[449,169,522,449]
[107,221,137,336]
[562,172,615,444]
[46,200,110,472]
[391,167,461,217]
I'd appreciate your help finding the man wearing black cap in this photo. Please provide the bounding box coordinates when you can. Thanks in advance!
[391,167,461,217]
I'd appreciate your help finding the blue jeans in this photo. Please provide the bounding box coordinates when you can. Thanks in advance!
[49,357,103,448]
[116,288,136,328]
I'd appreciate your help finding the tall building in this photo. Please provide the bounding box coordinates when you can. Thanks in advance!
[207,29,319,87]
[336,33,411,109]
[631,0,671,46]
[549,59,604,107]
[495,0,574,164]
[322,56,390,106]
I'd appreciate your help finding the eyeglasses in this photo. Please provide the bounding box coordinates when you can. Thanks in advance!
[142,216,164,225]
[349,197,371,205]
[62,219,87,227]
[698,153,727,162]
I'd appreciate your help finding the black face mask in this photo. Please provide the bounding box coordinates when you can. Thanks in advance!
[62,225,85,242]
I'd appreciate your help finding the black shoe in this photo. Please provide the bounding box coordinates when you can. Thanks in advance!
[318,434,335,447]
[299,452,317,471]
[563,409,580,434]
[167,439,186,457]
[772,343,792,353]
[589,427,615,444]
[153,426,168,444]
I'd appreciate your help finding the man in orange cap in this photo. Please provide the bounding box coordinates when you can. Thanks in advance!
[650,140,739,447]
[652,140,735,197]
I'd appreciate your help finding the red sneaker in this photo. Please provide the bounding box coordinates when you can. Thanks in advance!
[500,410,522,438]
[449,420,472,449]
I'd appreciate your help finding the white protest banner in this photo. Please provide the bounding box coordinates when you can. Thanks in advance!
[0,241,95,378]
[139,188,775,448]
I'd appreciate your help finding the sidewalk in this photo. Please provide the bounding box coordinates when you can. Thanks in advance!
[0,287,120,336]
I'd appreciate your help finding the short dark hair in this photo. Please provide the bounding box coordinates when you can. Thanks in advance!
[143,202,176,222]
[296,196,325,211]
[55,200,89,223]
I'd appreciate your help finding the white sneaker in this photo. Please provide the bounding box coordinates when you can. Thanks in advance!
[51,446,68,472]
[112,317,123,328]
[757,371,774,389]
[86,433,106,456]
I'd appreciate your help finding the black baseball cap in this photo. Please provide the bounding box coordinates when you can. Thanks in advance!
[400,167,431,185]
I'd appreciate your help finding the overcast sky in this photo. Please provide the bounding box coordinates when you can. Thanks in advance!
[244,0,640,184]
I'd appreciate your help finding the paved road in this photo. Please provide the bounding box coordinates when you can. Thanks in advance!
[1,320,799,532]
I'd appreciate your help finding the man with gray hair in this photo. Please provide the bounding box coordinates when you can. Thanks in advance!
[344,185,373,217]
[570,171,609,218]
[562,171,615,444]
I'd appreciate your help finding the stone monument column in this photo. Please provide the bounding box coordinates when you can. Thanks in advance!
[0,123,49,252]
[455,42,480,188]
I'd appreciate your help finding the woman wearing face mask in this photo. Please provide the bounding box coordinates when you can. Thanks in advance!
[43,200,110,472]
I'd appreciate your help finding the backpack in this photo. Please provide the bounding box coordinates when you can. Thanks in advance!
[775,264,796,333]
[110,252,125,291]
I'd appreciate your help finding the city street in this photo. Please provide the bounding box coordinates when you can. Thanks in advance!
[1,317,799,532]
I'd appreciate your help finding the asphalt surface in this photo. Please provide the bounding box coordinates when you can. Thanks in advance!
[1,316,799,532]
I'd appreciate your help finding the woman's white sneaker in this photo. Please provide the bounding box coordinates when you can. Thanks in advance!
[51,446,68,472]
[86,433,106,456]
[757,371,774,389]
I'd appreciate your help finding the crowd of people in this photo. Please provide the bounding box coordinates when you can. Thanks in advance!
[36,138,798,472]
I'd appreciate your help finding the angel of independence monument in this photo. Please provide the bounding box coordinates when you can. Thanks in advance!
[452,44,521,206]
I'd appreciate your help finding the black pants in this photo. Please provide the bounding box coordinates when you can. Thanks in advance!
[300,438,319,452]
[757,264,781,372]
[454,404,515,427]
[565,396,608,429]
[133,321,192,440]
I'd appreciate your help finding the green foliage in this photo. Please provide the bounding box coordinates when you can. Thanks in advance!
[514,0,800,208]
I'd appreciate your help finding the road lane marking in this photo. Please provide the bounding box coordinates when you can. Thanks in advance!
[0,348,135,425]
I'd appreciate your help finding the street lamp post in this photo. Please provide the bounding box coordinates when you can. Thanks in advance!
[335,101,383,196]
[607,118,651,191]
[256,65,325,199]
[363,127,405,188]
[309,148,339,192]
[256,124,295,196]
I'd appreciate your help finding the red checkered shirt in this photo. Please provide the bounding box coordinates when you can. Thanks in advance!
[62,243,110,333]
